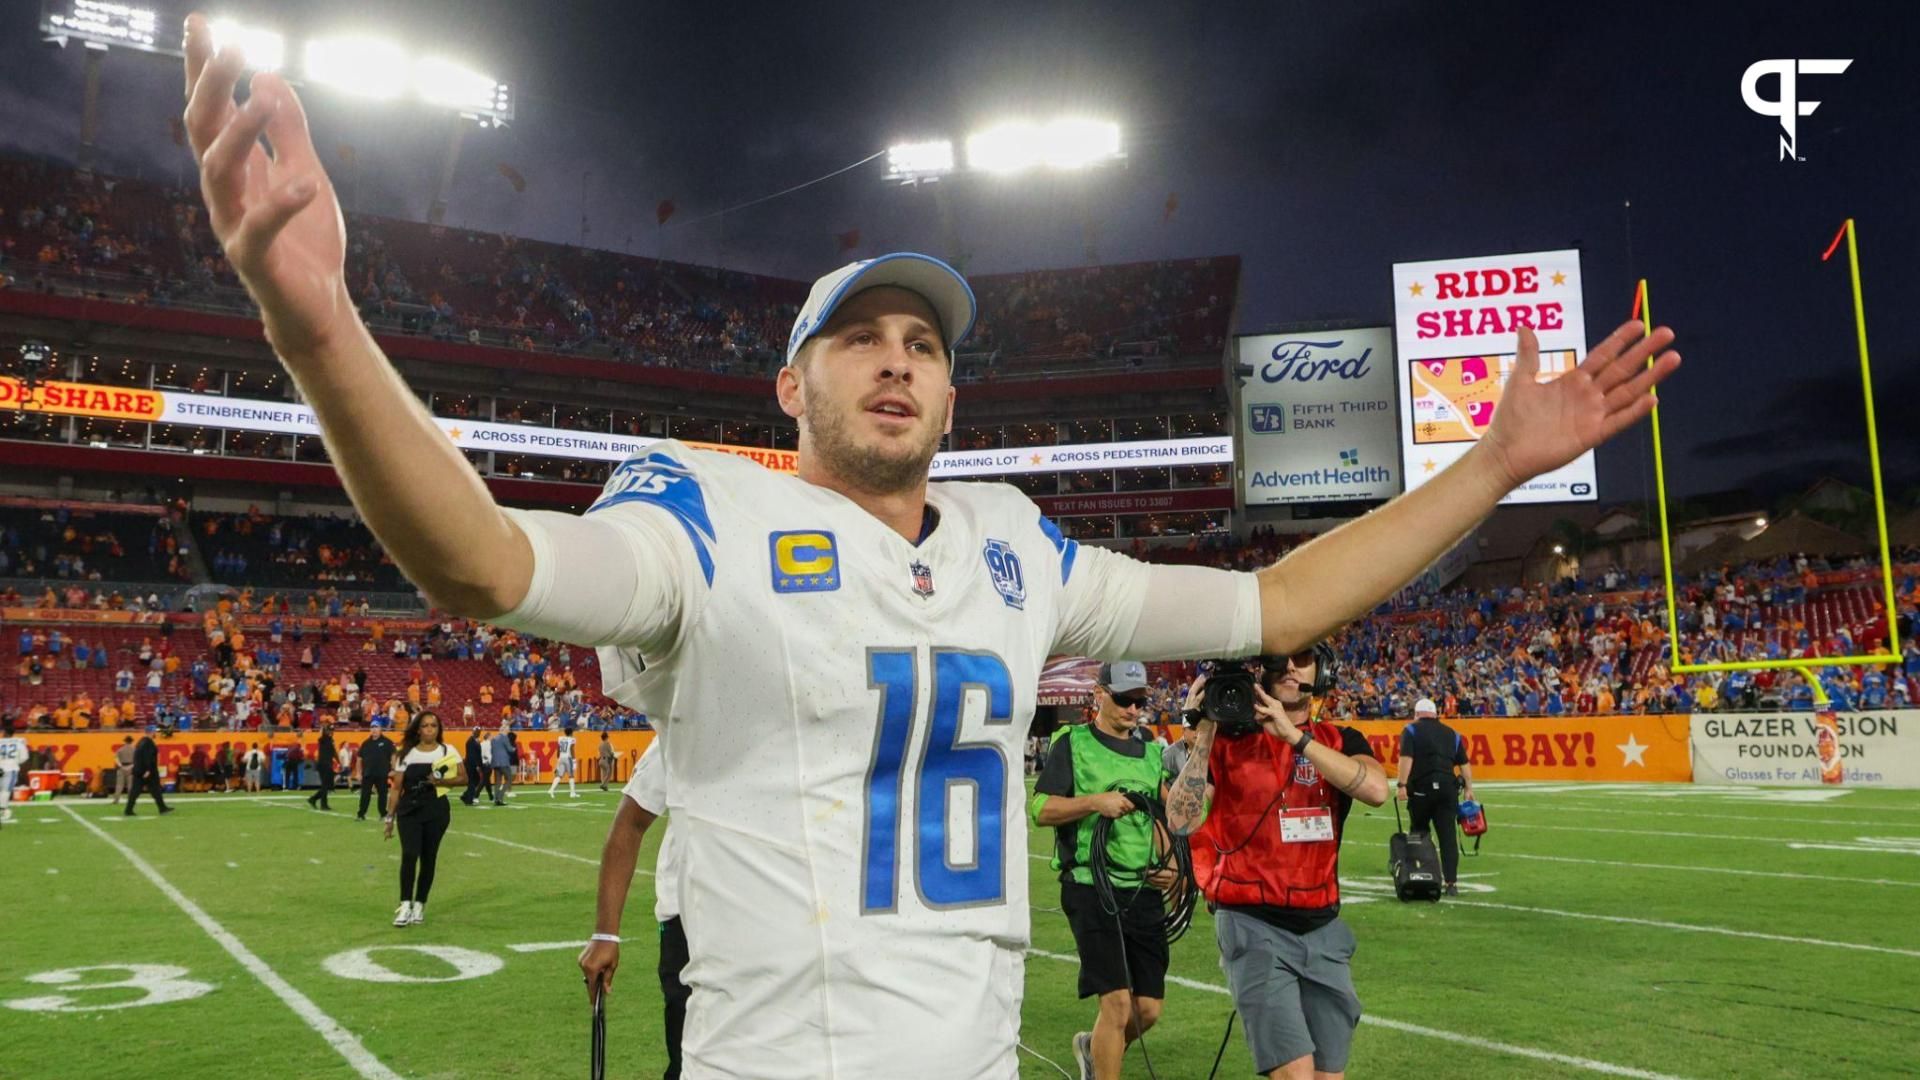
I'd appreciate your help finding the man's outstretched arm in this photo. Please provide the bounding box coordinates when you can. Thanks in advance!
[1256,322,1679,655]
[181,15,530,617]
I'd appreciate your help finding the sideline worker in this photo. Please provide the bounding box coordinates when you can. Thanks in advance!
[1167,647,1388,1080]
[1031,660,1175,1080]
[1397,696,1474,896]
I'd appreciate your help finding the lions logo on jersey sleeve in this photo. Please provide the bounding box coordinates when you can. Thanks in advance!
[590,449,718,586]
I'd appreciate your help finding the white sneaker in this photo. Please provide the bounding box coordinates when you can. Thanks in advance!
[409,902,425,925]
[569,793,581,799]
[393,903,412,928]
[1072,1031,1093,1080]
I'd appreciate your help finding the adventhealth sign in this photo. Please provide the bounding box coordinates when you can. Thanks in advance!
[1237,329,1400,505]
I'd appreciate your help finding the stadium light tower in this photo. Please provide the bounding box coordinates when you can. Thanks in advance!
[964,118,1123,175]
[886,140,956,185]
[39,0,515,196]
[886,117,1124,184]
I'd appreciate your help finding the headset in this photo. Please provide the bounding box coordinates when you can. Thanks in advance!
[1260,641,1339,698]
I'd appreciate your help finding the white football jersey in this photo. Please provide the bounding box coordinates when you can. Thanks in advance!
[621,739,681,923]
[503,441,1212,1079]
[0,737,25,775]
[555,734,575,762]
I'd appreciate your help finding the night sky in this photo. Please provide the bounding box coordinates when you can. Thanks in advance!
[3,0,1915,504]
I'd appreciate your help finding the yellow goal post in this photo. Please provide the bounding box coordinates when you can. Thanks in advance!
[1637,219,1902,706]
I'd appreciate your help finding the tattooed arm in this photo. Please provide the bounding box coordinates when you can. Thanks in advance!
[1166,718,1216,836]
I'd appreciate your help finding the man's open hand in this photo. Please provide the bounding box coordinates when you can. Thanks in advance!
[1479,322,1680,487]
[182,13,352,358]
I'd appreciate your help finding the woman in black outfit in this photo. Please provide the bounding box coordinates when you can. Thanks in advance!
[384,710,465,927]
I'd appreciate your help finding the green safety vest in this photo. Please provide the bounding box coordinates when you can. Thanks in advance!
[1037,723,1165,887]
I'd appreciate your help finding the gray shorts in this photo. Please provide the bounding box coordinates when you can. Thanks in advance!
[1215,909,1362,1074]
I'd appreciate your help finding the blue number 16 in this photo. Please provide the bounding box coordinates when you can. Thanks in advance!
[863,648,1013,913]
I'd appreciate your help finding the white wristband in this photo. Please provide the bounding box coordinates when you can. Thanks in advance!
[590,933,621,944]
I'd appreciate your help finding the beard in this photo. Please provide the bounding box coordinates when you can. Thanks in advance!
[801,374,945,495]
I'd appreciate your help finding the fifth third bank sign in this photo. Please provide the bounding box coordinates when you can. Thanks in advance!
[1238,328,1399,505]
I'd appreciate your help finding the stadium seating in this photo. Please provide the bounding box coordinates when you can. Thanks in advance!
[0,501,190,583]
[9,509,1915,730]
[197,510,406,591]
[3,156,1239,378]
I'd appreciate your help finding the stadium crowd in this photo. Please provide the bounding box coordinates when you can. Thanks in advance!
[11,509,1915,739]
[1113,542,1919,723]
[4,582,650,734]
[0,502,193,583]
[0,156,1238,377]
[200,508,406,590]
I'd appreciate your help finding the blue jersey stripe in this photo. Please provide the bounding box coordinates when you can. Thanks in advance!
[1036,515,1079,585]
[588,451,717,587]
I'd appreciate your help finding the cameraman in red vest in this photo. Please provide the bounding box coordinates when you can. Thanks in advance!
[1167,644,1388,1080]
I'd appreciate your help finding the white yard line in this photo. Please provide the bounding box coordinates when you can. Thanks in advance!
[1495,822,1828,844]
[57,804,401,1080]
[1026,948,1693,1079]
[1483,801,1920,829]
[261,800,649,874]
[506,940,591,953]
[1489,851,1920,888]
[1448,899,1920,959]
[464,830,652,875]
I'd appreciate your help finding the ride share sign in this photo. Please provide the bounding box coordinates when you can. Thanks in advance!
[1237,328,1399,505]
[1390,248,1597,504]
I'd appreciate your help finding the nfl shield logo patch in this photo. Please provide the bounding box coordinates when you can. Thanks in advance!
[909,560,935,599]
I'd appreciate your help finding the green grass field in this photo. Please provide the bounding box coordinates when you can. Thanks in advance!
[3,780,1917,1079]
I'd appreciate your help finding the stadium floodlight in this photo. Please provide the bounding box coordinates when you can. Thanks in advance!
[208,18,285,73]
[40,0,158,49]
[965,117,1122,175]
[304,35,411,99]
[415,56,507,116]
[1552,544,1565,555]
[966,122,1043,174]
[1039,117,1123,169]
[886,139,955,184]
[1755,516,1768,528]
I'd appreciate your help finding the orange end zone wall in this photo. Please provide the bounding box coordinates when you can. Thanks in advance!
[15,729,659,788]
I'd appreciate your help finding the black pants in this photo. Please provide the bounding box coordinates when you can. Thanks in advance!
[358,773,390,819]
[460,762,485,804]
[1061,879,1169,999]
[308,767,335,808]
[659,916,690,1080]
[396,795,451,904]
[1408,785,1461,884]
[124,769,167,814]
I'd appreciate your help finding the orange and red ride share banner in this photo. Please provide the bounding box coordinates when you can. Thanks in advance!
[1344,713,1691,782]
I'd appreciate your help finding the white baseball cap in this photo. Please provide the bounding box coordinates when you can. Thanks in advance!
[1414,697,1438,716]
[785,252,977,366]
